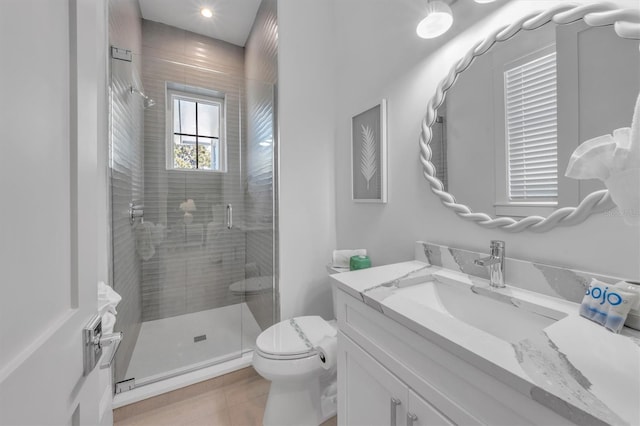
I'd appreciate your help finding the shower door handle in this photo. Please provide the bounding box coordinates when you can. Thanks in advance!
[226,204,233,229]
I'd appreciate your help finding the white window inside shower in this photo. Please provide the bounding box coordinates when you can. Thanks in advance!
[167,87,227,172]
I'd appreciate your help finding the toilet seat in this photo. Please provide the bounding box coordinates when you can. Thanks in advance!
[256,316,337,360]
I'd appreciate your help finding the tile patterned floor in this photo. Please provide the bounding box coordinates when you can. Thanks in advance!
[113,367,337,426]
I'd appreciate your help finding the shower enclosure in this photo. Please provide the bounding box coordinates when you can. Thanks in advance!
[109,18,277,391]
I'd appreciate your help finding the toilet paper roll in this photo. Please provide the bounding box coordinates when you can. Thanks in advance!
[315,336,337,370]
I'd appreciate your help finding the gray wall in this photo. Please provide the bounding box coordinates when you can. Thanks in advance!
[332,0,639,284]
[277,0,337,321]
[445,22,638,216]
[244,0,278,330]
[570,24,640,199]
[108,0,143,383]
[140,20,247,322]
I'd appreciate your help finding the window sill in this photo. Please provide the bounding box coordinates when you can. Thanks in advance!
[166,168,227,174]
[494,203,557,218]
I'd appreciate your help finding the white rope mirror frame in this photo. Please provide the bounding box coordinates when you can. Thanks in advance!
[419,3,640,232]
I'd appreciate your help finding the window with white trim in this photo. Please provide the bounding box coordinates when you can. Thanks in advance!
[167,88,226,172]
[504,51,558,203]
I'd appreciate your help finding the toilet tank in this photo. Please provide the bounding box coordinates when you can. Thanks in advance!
[327,265,348,318]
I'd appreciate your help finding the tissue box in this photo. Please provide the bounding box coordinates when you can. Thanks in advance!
[349,255,371,271]
[580,279,640,333]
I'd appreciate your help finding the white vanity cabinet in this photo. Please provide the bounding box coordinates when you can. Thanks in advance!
[339,333,453,426]
[335,288,574,426]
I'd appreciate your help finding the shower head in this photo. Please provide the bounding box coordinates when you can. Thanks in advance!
[130,86,155,109]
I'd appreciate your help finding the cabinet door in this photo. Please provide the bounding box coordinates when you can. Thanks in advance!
[407,389,455,426]
[338,333,407,426]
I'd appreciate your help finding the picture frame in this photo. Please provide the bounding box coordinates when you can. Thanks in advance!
[351,99,387,203]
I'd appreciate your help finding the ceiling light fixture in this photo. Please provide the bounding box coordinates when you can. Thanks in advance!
[200,7,213,18]
[474,0,496,3]
[416,1,453,39]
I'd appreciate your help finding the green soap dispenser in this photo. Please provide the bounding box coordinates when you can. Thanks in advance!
[349,255,371,271]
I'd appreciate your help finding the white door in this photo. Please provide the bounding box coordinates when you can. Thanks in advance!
[338,333,407,426]
[0,0,106,424]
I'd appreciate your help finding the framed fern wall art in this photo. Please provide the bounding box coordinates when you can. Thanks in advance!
[351,100,387,203]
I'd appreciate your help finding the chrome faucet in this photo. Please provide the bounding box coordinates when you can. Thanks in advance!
[474,240,505,288]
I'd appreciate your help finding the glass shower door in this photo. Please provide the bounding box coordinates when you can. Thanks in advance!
[111,49,248,387]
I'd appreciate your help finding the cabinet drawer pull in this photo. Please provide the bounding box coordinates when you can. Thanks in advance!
[407,412,418,426]
[390,397,402,426]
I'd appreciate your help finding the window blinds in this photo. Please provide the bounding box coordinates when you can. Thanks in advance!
[505,51,558,201]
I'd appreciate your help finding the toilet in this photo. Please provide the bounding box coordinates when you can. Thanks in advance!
[252,268,342,426]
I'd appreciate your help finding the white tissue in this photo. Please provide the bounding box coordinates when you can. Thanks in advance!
[98,282,121,335]
[179,199,197,213]
[605,168,640,225]
[332,249,367,268]
[565,92,640,225]
[98,281,122,316]
[315,336,337,370]
[565,131,625,181]
[135,221,156,260]
[102,312,117,334]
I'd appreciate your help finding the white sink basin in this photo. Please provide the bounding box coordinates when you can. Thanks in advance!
[388,279,567,344]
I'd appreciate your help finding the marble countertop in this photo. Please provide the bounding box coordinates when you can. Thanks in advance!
[332,261,640,426]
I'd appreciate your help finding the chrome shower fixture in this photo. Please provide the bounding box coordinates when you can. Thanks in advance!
[130,86,156,108]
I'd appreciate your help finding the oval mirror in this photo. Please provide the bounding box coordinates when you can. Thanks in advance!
[420,4,640,232]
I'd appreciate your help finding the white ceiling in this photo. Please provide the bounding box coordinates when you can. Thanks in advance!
[138,0,262,47]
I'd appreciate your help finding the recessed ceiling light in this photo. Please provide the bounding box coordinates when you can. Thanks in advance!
[200,8,213,18]
[474,0,496,3]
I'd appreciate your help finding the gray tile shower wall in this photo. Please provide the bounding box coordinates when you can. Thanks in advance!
[245,0,278,84]
[109,0,143,383]
[140,20,247,322]
[244,0,278,330]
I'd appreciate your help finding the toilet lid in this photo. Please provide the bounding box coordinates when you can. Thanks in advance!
[256,316,337,357]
